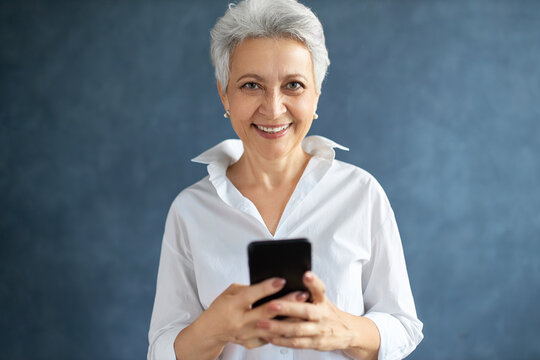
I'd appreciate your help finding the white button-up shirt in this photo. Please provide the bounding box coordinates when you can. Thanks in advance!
[148,136,423,360]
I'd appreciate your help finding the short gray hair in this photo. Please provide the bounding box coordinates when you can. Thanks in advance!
[210,0,330,93]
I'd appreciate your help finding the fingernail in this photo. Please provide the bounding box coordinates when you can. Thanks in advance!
[268,302,282,311]
[305,271,314,281]
[272,278,286,288]
[257,320,270,329]
[296,292,309,301]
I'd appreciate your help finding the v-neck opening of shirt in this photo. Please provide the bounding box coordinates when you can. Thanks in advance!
[222,155,332,238]
[272,156,330,237]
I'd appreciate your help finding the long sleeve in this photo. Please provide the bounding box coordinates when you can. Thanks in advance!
[147,202,204,360]
[362,210,424,360]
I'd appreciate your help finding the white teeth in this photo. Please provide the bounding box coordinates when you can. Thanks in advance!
[255,124,290,133]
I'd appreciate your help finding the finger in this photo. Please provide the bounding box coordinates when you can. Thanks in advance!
[267,336,314,349]
[256,318,320,338]
[245,291,309,324]
[303,271,326,303]
[264,301,321,322]
[242,277,286,307]
[277,291,310,303]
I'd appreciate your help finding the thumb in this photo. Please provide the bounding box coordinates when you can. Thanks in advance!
[303,271,326,303]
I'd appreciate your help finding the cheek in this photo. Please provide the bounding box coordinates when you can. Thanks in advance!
[291,98,316,121]
[230,97,259,120]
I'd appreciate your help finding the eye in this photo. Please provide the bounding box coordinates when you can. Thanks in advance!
[286,81,304,90]
[241,82,260,90]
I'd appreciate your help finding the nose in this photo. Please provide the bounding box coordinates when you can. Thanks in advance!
[258,89,286,120]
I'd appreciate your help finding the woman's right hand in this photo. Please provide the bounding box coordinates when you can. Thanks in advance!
[200,277,308,348]
[174,277,309,359]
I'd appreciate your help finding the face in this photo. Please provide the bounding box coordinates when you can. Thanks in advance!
[218,37,320,162]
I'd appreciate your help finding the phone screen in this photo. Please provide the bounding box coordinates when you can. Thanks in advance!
[248,238,311,308]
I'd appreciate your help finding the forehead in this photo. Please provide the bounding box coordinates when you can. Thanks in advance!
[229,37,314,81]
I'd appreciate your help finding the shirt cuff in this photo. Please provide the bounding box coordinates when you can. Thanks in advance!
[363,312,421,360]
[148,328,180,360]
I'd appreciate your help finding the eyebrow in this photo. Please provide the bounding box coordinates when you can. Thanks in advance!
[235,73,309,83]
[236,74,264,83]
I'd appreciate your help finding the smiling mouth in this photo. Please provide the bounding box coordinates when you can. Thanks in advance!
[254,124,291,134]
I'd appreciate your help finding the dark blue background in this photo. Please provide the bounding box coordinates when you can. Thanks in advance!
[1,0,539,359]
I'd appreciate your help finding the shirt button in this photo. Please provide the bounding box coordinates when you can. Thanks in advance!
[280,349,288,355]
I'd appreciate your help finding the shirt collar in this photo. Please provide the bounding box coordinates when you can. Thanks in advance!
[191,135,349,169]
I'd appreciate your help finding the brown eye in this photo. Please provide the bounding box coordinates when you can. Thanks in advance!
[286,81,303,90]
[242,82,260,90]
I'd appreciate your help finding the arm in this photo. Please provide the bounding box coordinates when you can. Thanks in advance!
[361,212,424,360]
[173,314,226,360]
[147,205,204,360]
[339,314,380,360]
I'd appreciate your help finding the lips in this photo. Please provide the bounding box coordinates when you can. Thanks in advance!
[252,123,291,139]
[254,124,291,133]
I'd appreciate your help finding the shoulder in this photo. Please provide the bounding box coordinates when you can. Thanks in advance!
[169,175,215,213]
[331,158,371,178]
[327,159,393,219]
[330,159,387,194]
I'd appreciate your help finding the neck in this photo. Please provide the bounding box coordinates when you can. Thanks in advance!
[227,146,311,190]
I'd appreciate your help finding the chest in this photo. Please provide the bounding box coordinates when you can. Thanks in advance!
[240,186,296,235]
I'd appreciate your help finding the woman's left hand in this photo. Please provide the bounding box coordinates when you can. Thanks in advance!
[255,271,365,351]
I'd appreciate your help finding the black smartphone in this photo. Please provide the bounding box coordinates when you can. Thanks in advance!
[248,238,311,309]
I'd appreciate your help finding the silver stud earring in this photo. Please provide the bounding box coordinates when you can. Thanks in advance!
[224,110,230,118]
[313,113,319,120]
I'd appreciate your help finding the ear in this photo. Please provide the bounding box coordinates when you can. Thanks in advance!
[313,92,321,115]
[217,80,230,111]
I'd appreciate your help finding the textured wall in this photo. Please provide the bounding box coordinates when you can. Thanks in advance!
[1,0,539,359]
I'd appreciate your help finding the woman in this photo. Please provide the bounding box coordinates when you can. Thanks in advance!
[148,0,423,359]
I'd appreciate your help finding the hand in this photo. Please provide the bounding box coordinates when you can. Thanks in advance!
[255,272,374,353]
[194,277,310,350]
